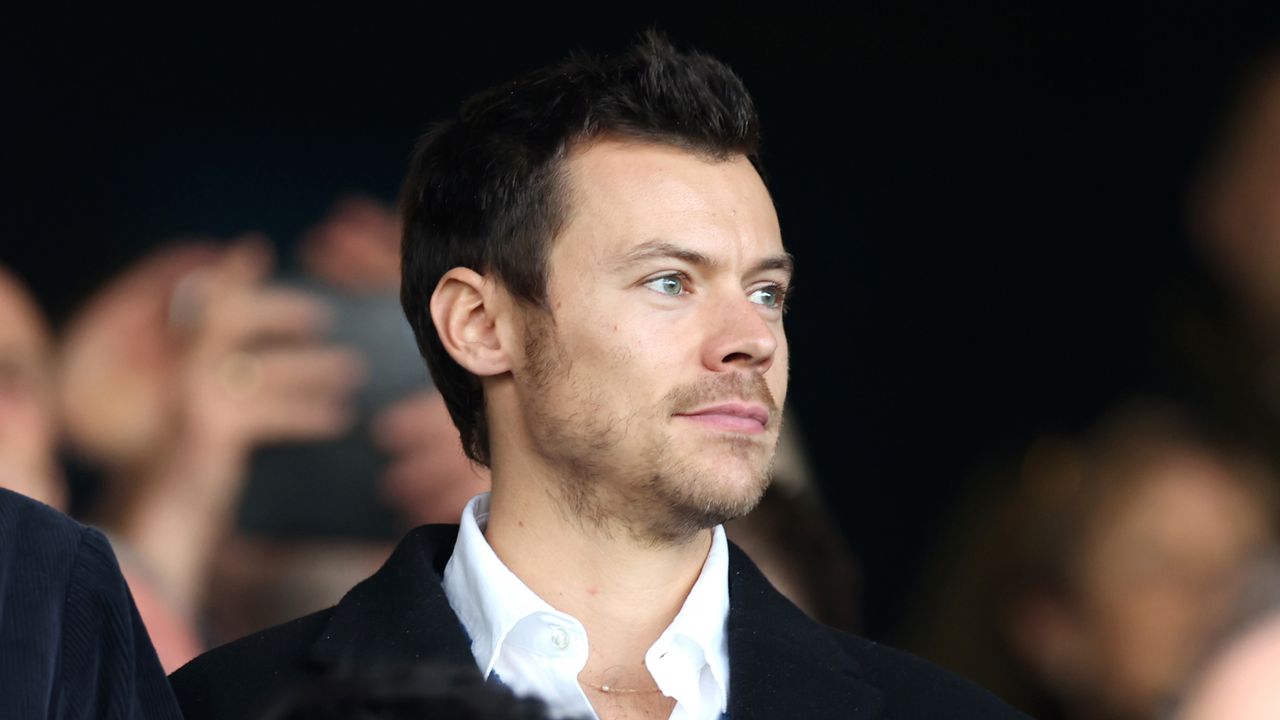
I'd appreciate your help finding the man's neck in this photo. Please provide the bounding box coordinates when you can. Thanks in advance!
[483,472,712,682]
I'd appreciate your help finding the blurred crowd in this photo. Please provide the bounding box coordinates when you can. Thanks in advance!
[5,46,1280,720]
[907,50,1280,720]
[2,196,493,667]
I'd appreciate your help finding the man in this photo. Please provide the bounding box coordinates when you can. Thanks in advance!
[171,35,1025,719]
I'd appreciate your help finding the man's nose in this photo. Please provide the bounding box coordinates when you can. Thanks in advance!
[700,293,779,373]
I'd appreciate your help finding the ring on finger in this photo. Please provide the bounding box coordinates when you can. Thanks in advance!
[218,351,264,399]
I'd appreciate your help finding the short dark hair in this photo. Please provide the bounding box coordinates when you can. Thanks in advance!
[400,32,763,465]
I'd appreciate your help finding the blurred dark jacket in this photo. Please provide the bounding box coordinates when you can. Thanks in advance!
[0,487,182,719]
[171,525,1025,720]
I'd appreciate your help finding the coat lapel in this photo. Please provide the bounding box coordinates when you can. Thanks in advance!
[307,525,478,673]
[306,525,885,719]
[726,544,885,719]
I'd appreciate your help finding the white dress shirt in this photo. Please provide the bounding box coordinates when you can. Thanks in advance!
[442,493,730,720]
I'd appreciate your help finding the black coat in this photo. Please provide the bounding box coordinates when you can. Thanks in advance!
[170,525,1027,719]
[0,487,182,719]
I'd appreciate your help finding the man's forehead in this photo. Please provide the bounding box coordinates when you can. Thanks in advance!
[558,140,784,264]
[563,139,769,208]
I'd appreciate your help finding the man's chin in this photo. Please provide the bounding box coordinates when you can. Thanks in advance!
[663,487,766,540]
[682,464,771,520]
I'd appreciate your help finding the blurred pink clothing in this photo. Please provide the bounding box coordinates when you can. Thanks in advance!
[120,561,203,673]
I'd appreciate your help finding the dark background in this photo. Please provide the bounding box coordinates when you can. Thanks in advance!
[6,2,1279,642]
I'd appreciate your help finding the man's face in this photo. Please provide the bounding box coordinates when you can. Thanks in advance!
[511,140,789,544]
[0,270,60,509]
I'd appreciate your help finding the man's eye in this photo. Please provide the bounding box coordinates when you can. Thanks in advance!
[643,275,687,297]
[748,285,786,309]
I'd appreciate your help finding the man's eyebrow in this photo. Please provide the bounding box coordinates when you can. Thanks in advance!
[612,240,718,271]
[749,253,795,278]
[613,240,794,277]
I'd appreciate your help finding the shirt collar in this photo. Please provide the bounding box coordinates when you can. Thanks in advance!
[443,493,565,679]
[443,492,731,717]
[648,523,731,716]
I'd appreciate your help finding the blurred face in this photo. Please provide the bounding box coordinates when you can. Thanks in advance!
[0,270,61,509]
[510,140,790,543]
[1071,451,1269,719]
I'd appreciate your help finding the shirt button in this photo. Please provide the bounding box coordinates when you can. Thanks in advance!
[549,626,570,651]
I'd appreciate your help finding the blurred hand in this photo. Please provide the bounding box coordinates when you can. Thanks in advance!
[173,240,365,456]
[61,239,365,483]
[60,243,220,467]
[299,195,401,293]
[59,238,368,621]
[374,391,489,526]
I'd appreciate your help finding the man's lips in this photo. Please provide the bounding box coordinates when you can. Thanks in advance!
[674,402,771,434]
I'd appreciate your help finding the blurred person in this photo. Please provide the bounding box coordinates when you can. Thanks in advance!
[0,485,182,718]
[217,196,488,644]
[302,194,490,529]
[0,266,185,714]
[1174,552,1280,720]
[1175,616,1280,719]
[258,664,552,720]
[59,238,366,670]
[1195,49,1280,344]
[918,398,1275,720]
[244,193,488,536]
[171,34,1024,720]
[374,389,492,527]
[1163,46,1280,474]
[298,194,403,294]
[0,265,63,509]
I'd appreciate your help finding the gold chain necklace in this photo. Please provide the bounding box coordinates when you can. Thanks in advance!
[583,681,664,695]
[582,665,664,695]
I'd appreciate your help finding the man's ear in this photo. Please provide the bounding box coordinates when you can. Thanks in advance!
[430,268,512,377]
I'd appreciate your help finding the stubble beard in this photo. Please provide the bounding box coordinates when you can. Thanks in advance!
[520,310,780,547]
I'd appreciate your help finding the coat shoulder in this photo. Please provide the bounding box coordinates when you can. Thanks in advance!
[0,489,183,719]
[0,487,84,579]
[169,608,333,720]
[832,630,1030,719]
